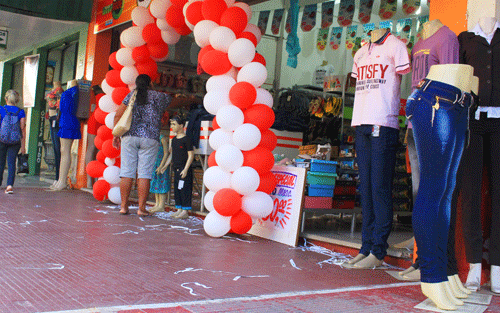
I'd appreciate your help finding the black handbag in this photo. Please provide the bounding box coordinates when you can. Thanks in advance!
[17,154,29,174]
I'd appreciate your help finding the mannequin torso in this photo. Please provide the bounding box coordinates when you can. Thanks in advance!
[478,16,497,36]
[426,64,474,92]
[422,19,444,40]
[370,28,387,42]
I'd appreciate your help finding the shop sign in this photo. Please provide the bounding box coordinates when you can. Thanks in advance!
[94,0,146,33]
[249,166,306,247]
[0,29,8,49]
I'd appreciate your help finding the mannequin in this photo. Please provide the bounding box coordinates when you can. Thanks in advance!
[346,28,410,268]
[407,64,477,311]
[49,79,80,191]
[455,16,500,294]
[45,81,63,185]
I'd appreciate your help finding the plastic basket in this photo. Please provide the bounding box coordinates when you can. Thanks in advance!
[308,184,335,197]
[307,171,337,185]
[310,160,338,173]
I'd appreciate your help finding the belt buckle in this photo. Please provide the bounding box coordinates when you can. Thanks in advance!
[416,79,427,90]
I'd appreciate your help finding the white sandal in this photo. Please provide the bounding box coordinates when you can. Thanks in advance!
[5,186,13,194]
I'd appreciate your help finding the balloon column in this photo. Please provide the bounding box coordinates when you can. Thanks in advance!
[85,0,278,237]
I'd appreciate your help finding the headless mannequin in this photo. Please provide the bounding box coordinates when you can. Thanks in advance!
[419,64,477,311]
[370,28,388,42]
[463,16,500,295]
[50,79,78,191]
[421,19,444,40]
[48,81,63,187]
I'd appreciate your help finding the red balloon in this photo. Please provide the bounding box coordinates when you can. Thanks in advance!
[239,32,257,46]
[198,45,214,64]
[136,60,158,81]
[229,82,257,109]
[94,136,104,151]
[230,210,252,234]
[132,45,152,64]
[86,160,107,178]
[258,129,277,150]
[94,107,107,125]
[212,116,220,130]
[243,147,274,174]
[257,171,277,194]
[244,104,275,130]
[114,157,121,168]
[220,7,248,36]
[253,53,266,66]
[147,41,169,59]
[142,23,162,44]
[171,0,188,6]
[166,5,185,28]
[213,188,242,216]
[201,50,232,76]
[208,151,217,167]
[93,179,110,201]
[201,0,227,23]
[96,150,106,163]
[108,52,123,70]
[106,70,127,88]
[102,139,120,159]
[111,87,130,104]
[97,125,113,142]
[175,23,192,36]
[186,1,204,26]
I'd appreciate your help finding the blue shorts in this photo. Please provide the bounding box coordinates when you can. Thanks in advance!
[120,136,159,180]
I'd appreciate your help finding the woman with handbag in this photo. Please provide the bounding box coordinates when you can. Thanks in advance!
[112,74,171,216]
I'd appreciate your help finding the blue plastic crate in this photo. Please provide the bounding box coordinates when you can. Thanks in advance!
[310,160,338,173]
[307,171,337,185]
[308,184,335,197]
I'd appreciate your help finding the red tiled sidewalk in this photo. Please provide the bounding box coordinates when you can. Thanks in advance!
[0,186,498,313]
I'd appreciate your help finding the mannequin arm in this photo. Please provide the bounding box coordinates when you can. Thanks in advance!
[180,150,194,179]
[157,136,170,174]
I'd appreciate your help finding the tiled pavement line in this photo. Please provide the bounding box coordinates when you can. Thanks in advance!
[41,281,420,313]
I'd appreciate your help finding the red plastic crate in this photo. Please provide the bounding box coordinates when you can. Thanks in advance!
[332,199,355,209]
[334,186,356,195]
[304,196,333,209]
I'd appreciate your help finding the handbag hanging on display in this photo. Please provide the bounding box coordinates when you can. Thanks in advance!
[112,90,137,137]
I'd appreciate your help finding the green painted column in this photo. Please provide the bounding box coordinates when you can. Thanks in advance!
[27,48,48,176]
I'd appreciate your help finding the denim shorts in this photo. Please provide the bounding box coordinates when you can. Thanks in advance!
[120,136,160,180]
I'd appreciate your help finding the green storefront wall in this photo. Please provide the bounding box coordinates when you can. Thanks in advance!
[0,1,92,22]
[0,25,88,176]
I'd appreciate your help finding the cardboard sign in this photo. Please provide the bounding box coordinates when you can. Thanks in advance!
[248,166,306,247]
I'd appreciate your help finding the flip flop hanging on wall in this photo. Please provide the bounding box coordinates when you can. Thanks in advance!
[345,25,358,49]
[415,15,429,39]
[330,27,343,50]
[321,1,335,29]
[337,0,355,27]
[395,18,413,44]
[301,4,317,32]
[258,10,270,35]
[358,0,374,24]
[317,28,329,51]
[379,0,397,20]
[285,8,292,33]
[402,0,421,15]
[271,9,284,35]
[361,23,375,46]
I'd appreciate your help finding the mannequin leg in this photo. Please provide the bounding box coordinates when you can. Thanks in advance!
[444,281,464,306]
[421,282,457,311]
[347,254,367,265]
[354,253,383,268]
[51,138,73,191]
[446,276,468,299]
[465,263,481,291]
[85,133,97,188]
[449,275,471,295]
[119,177,133,214]
[149,193,167,213]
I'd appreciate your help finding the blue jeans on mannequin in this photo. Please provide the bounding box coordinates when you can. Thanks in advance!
[355,125,399,260]
[0,142,21,187]
[406,79,471,283]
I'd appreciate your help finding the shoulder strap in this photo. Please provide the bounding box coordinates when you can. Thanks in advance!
[128,90,138,109]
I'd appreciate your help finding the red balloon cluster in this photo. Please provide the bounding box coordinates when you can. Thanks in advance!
[213,188,252,234]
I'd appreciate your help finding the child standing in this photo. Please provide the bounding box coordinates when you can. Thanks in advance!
[148,132,170,213]
[165,116,194,219]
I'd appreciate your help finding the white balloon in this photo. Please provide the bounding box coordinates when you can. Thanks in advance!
[157,19,174,31]
[228,38,255,67]
[103,166,121,185]
[242,191,274,219]
[194,20,219,48]
[108,187,121,204]
[105,111,116,129]
[206,75,236,92]
[231,166,260,196]
[203,211,231,237]
[150,0,172,19]
[204,89,231,115]
[99,95,119,113]
[215,144,243,172]
[237,62,267,87]
[161,30,181,45]
[120,26,146,48]
[204,190,216,212]
[104,157,116,166]
[232,2,252,21]
[120,66,139,86]
[209,26,236,53]
[216,105,244,131]
[116,48,135,67]
[255,88,273,108]
[203,166,232,191]
[244,23,262,44]
[233,123,261,151]
[131,6,155,28]
[101,79,114,96]
[209,129,233,150]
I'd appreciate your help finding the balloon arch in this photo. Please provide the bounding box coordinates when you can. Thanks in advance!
[86,0,279,237]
